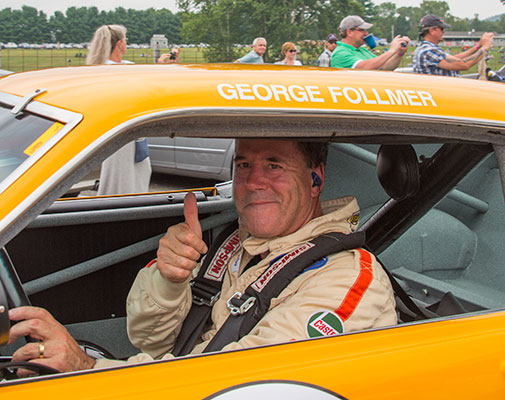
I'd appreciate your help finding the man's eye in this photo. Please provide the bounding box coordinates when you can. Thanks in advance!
[236,162,249,169]
[269,164,281,169]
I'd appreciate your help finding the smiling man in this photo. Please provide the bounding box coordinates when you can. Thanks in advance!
[330,15,409,70]
[234,37,267,64]
[9,139,396,373]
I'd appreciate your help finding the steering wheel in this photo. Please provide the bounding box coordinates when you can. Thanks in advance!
[0,361,60,380]
[0,247,115,378]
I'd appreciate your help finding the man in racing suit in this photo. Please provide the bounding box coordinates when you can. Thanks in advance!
[8,139,396,373]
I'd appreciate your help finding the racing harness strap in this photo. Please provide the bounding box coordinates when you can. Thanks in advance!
[172,222,366,356]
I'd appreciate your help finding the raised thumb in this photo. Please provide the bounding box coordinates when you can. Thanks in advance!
[184,192,202,238]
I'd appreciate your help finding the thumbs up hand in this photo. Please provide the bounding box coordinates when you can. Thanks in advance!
[157,193,208,282]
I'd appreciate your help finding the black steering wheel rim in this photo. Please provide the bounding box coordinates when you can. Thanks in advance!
[0,361,60,380]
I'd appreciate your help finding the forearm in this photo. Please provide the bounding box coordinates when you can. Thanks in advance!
[126,265,192,357]
[454,45,480,59]
[355,49,396,70]
[380,53,404,71]
[442,48,487,71]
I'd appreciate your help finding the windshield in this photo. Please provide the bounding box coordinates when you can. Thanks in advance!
[0,104,61,186]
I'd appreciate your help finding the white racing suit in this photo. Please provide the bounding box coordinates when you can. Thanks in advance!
[94,196,396,368]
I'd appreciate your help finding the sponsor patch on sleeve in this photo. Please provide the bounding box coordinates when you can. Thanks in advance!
[306,310,344,338]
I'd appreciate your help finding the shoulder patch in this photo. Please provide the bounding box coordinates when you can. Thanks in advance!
[306,310,344,338]
[347,212,360,226]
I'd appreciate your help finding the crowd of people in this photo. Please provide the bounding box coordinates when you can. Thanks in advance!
[235,13,494,78]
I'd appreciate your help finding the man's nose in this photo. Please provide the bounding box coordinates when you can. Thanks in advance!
[245,165,268,189]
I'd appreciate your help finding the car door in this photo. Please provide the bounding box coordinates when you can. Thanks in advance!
[147,136,176,173]
[174,137,234,179]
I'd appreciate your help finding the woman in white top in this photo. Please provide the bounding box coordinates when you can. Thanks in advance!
[86,25,133,65]
[274,42,302,65]
[86,25,151,195]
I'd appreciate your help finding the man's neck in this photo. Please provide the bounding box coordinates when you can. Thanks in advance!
[423,35,439,45]
[341,38,359,49]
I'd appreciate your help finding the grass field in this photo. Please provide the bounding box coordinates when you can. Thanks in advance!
[1,46,503,74]
[0,47,207,72]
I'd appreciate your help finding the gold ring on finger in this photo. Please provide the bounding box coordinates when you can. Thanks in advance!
[38,341,45,359]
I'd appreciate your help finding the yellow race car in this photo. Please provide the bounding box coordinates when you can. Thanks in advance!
[1,64,505,398]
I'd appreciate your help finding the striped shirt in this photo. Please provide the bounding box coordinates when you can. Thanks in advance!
[413,40,460,77]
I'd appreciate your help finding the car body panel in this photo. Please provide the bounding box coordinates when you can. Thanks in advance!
[2,311,505,399]
[148,137,234,180]
[1,64,505,397]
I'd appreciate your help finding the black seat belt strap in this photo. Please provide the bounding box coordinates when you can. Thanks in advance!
[203,231,366,353]
[374,255,433,321]
[172,220,239,356]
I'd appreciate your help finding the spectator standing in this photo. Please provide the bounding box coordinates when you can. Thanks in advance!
[235,37,267,64]
[158,47,180,64]
[274,42,302,65]
[316,33,338,67]
[413,14,493,77]
[330,15,409,70]
[86,24,133,65]
[86,25,151,195]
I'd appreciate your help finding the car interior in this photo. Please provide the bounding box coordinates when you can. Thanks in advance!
[1,112,505,378]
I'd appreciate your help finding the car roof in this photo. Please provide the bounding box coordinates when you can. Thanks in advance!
[1,63,505,130]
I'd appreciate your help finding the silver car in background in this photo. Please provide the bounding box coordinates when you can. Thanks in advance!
[148,137,235,181]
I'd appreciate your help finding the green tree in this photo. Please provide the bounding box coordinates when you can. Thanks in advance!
[178,0,363,62]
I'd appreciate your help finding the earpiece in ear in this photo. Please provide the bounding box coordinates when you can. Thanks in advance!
[311,171,322,187]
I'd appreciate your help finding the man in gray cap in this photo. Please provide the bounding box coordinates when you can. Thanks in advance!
[330,15,409,70]
[413,14,493,77]
[316,33,338,67]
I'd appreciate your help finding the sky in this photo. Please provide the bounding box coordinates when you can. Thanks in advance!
[1,0,504,20]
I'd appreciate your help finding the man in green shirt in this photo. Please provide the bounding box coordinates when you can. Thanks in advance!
[331,15,410,70]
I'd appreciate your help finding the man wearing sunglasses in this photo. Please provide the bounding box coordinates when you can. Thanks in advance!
[316,33,338,67]
[413,14,493,77]
[330,15,409,70]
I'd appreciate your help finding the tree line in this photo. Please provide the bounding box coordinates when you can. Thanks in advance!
[0,5,181,44]
[1,1,505,62]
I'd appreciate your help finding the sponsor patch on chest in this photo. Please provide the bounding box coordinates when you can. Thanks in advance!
[203,230,241,281]
[306,310,344,338]
[251,242,315,292]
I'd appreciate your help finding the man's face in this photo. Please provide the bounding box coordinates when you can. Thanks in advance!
[253,39,267,56]
[430,26,444,43]
[348,27,368,48]
[233,139,323,238]
[327,40,338,52]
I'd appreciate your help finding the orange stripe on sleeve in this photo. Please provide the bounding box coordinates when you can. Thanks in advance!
[335,249,374,321]
[144,259,157,268]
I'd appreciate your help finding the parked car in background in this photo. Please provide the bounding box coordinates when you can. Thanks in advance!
[1,64,505,398]
[148,137,234,181]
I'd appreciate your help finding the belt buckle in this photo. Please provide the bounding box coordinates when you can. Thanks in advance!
[226,291,256,316]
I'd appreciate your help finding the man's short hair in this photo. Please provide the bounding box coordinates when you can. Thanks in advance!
[253,37,266,46]
[296,141,328,168]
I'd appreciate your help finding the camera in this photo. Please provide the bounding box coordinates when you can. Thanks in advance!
[169,51,177,60]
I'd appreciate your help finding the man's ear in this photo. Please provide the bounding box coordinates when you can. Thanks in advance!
[311,164,325,197]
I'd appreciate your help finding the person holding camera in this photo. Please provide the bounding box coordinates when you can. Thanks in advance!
[330,15,409,70]
[158,48,180,64]
[413,14,493,77]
